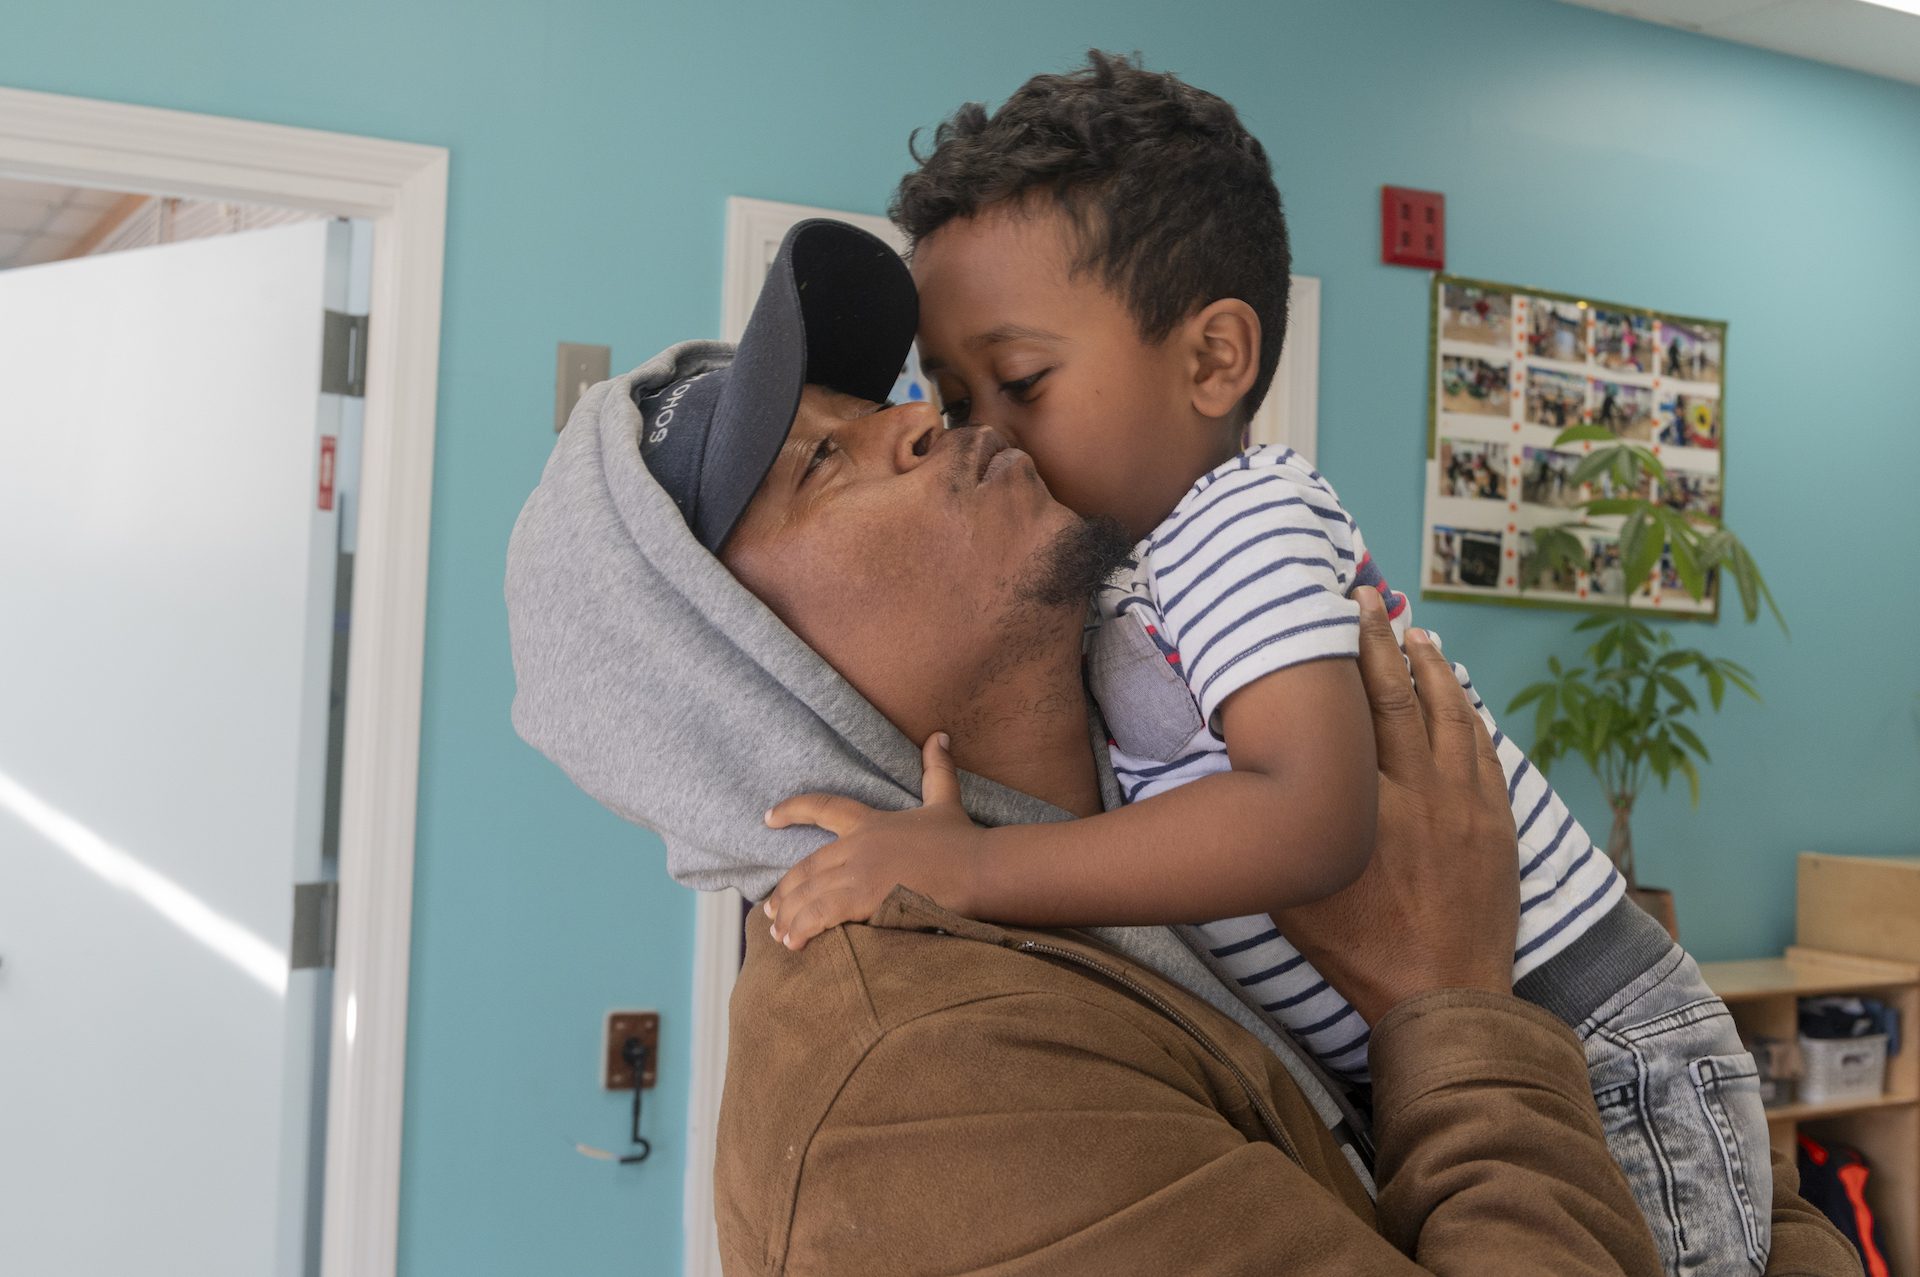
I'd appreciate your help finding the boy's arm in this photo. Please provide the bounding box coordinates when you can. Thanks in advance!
[763,652,1378,947]
[971,655,1376,924]
[983,656,1374,917]
[765,464,1384,948]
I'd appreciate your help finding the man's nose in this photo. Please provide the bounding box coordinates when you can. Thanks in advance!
[871,399,944,473]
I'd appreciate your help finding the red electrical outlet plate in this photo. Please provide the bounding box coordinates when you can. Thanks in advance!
[1381,186,1445,270]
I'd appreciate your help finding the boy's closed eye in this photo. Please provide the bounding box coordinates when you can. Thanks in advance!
[936,369,1051,427]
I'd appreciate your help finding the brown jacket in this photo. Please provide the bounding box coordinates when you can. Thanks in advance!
[716,889,1859,1276]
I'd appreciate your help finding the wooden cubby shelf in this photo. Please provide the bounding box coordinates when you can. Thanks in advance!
[1697,852,1920,1277]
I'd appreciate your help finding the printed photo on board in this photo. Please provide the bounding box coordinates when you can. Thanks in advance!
[1525,367,1587,428]
[1591,464,1653,504]
[1525,297,1586,364]
[1520,446,1583,509]
[1431,526,1503,589]
[1440,282,1512,347]
[1656,469,1722,520]
[1592,377,1655,440]
[1657,551,1718,600]
[1658,318,1723,385]
[1440,353,1511,416]
[1437,437,1509,500]
[1658,393,1721,449]
[1518,531,1579,596]
[1592,309,1651,373]
[1588,537,1626,598]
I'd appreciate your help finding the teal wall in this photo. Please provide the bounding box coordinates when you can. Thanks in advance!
[4,0,1916,1271]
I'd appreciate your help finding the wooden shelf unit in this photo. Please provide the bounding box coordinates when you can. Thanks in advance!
[1697,850,1920,1277]
[1702,946,1918,1275]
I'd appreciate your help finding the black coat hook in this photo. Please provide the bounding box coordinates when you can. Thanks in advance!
[617,1038,652,1163]
[574,1037,652,1165]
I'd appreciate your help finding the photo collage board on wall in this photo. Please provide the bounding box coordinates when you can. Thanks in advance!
[1423,274,1727,617]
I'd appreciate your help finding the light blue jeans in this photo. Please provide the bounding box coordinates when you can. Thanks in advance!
[1579,944,1773,1276]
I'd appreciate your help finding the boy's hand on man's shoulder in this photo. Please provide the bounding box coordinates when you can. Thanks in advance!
[763,732,986,950]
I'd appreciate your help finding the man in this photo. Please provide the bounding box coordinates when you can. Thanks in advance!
[505,222,1855,1273]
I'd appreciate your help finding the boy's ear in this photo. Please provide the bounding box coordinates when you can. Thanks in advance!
[1182,298,1262,424]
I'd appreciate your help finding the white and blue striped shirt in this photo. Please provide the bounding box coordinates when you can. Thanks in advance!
[1090,446,1623,1081]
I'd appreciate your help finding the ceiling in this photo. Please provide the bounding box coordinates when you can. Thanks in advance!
[1555,0,1920,85]
[0,180,128,270]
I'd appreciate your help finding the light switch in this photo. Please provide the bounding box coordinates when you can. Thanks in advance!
[556,342,611,432]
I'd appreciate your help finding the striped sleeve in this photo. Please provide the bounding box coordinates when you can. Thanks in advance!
[1146,465,1363,729]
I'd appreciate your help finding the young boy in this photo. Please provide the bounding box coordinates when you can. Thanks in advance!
[766,53,1771,1276]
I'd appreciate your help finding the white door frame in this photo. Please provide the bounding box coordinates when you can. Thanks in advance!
[0,85,447,1277]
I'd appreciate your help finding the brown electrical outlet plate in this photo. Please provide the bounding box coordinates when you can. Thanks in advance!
[603,1011,659,1091]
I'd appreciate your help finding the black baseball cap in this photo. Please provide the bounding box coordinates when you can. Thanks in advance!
[634,219,918,551]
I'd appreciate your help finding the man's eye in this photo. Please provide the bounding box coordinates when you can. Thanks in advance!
[805,436,837,476]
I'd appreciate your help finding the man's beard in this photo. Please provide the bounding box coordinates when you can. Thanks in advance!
[972,513,1136,690]
[1019,514,1135,607]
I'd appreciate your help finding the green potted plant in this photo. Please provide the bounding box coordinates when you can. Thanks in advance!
[1511,426,1782,936]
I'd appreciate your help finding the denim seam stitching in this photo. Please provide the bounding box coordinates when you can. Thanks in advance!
[1593,1024,1689,1260]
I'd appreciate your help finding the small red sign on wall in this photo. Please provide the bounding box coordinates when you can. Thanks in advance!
[318,436,337,511]
[1382,186,1445,270]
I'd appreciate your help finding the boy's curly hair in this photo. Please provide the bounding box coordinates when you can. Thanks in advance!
[891,50,1290,420]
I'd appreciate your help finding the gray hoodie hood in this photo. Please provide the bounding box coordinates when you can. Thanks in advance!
[506,340,1091,897]
[505,341,1371,1180]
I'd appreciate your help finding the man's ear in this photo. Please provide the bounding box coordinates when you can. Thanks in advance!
[1182,298,1262,423]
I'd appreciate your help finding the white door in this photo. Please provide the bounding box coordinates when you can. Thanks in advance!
[0,218,359,1276]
